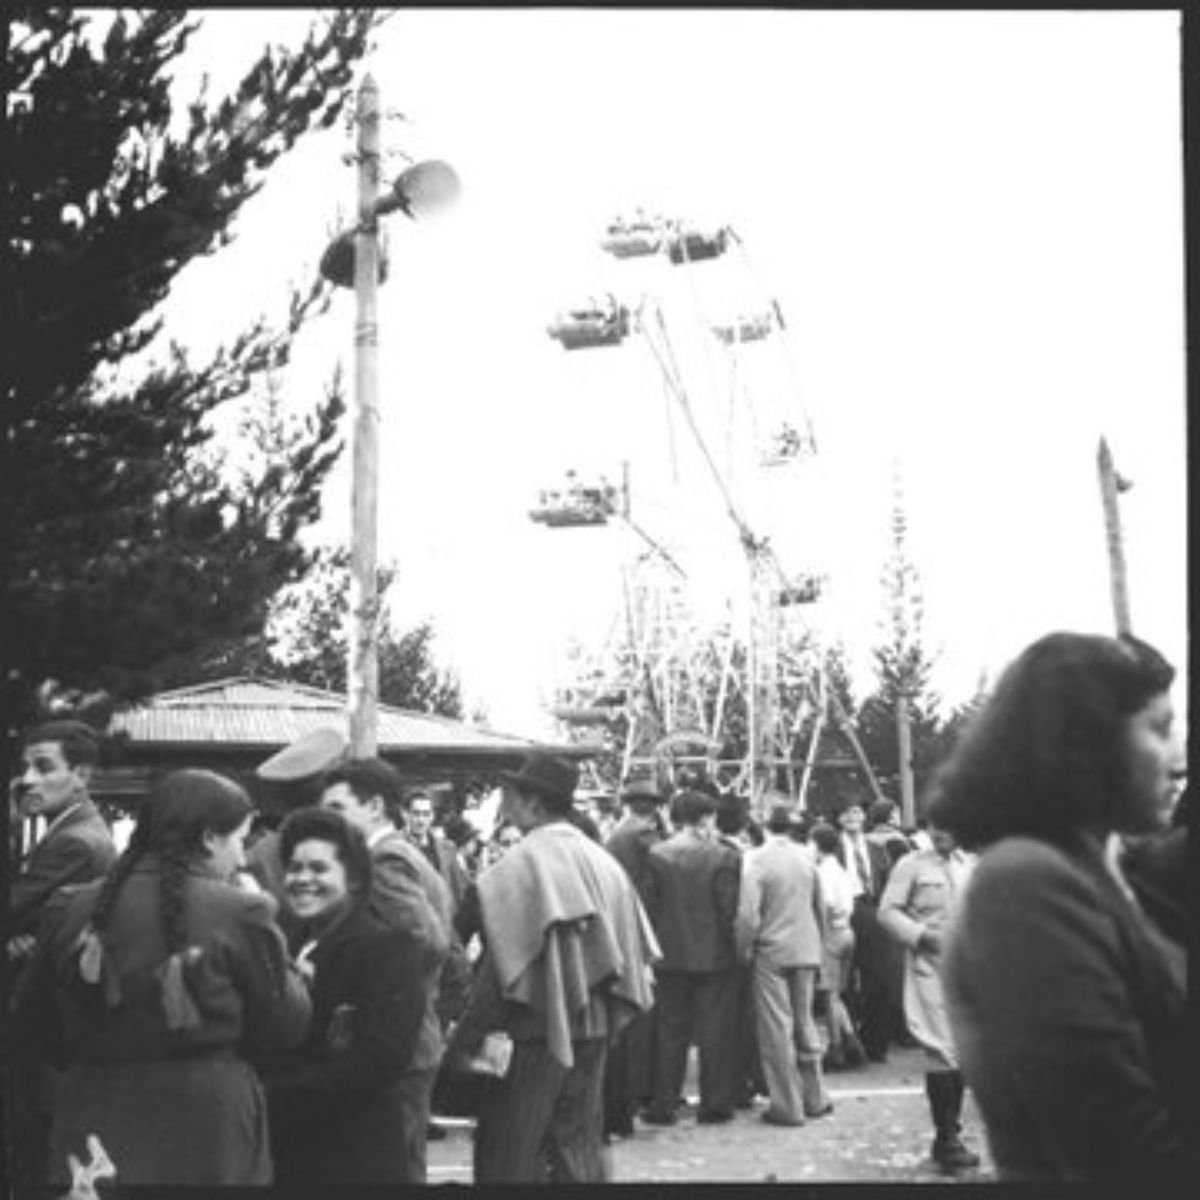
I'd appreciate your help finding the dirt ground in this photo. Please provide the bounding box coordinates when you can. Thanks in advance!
[426,1045,995,1184]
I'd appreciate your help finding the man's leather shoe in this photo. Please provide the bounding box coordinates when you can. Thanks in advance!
[760,1110,805,1127]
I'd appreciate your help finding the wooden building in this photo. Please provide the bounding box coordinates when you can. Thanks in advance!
[92,677,597,811]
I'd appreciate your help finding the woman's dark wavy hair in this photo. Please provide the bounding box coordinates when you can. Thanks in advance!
[278,806,373,900]
[927,631,1175,850]
[90,769,254,954]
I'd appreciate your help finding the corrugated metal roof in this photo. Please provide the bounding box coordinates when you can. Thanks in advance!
[109,677,556,753]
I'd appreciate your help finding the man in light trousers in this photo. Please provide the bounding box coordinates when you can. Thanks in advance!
[735,803,833,1126]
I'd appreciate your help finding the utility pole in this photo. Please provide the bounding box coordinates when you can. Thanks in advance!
[1096,436,1132,636]
[317,79,459,759]
[348,74,381,757]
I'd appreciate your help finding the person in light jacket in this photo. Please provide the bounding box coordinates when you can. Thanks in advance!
[878,823,980,1173]
[735,803,832,1126]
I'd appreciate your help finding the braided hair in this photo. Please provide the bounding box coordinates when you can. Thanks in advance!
[89,769,253,952]
[87,782,160,939]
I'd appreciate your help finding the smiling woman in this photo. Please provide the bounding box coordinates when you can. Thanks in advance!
[265,807,432,1186]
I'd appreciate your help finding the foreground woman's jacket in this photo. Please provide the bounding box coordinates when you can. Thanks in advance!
[16,856,311,1186]
[942,834,1188,1181]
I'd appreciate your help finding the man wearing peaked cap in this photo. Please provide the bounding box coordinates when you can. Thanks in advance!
[245,728,348,905]
[256,726,348,788]
[445,751,659,1182]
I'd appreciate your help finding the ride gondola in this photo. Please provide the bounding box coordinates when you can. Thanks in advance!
[665,223,729,265]
[529,471,622,527]
[760,421,812,467]
[711,310,774,345]
[546,295,631,350]
[599,211,665,260]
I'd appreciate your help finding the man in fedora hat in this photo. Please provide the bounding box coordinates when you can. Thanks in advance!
[601,777,669,1139]
[445,753,658,1183]
[604,777,669,896]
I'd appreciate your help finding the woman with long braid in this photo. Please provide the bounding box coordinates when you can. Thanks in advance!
[14,769,311,1186]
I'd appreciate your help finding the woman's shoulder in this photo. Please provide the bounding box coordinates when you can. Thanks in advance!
[976,835,1080,874]
[187,873,281,927]
[968,836,1108,909]
[337,904,425,955]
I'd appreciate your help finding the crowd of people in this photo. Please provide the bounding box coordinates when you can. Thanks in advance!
[4,629,1191,1189]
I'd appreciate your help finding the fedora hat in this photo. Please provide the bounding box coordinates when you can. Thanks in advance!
[256,727,348,783]
[620,778,664,804]
[498,754,579,806]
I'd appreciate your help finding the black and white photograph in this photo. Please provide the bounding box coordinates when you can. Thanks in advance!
[6,6,1189,1192]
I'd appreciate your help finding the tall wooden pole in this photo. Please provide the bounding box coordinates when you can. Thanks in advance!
[348,75,381,756]
[896,690,915,827]
[1096,436,1132,636]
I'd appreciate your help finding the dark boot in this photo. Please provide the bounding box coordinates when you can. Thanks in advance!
[926,1070,981,1173]
[842,1030,867,1067]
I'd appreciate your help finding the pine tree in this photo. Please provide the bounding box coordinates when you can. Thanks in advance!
[856,464,944,806]
[268,548,464,718]
[5,8,382,727]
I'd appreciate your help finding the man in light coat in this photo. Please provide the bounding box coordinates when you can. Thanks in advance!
[735,802,833,1125]
[878,822,980,1173]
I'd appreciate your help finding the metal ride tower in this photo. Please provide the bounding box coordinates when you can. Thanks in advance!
[537,212,880,810]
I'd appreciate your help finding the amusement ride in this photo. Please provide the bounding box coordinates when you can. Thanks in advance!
[533,211,881,810]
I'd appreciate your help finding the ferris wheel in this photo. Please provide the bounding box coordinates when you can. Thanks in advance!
[534,211,881,808]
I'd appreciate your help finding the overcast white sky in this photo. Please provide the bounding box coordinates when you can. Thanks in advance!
[151,9,1186,739]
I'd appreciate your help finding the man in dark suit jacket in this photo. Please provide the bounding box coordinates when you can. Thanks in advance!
[604,781,667,896]
[403,791,472,915]
[9,720,117,950]
[319,758,463,1181]
[601,779,668,1137]
[834,799,896,1062]
[8,719,118,1194]
[640,788,742,1124]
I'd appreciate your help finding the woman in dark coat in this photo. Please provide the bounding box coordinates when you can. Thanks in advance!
[14,769,312,1186]
[929,632,1190,1183]
[265,807,429,1185]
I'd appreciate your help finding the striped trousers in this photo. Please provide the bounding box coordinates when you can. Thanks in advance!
[473,1036,610,1183]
